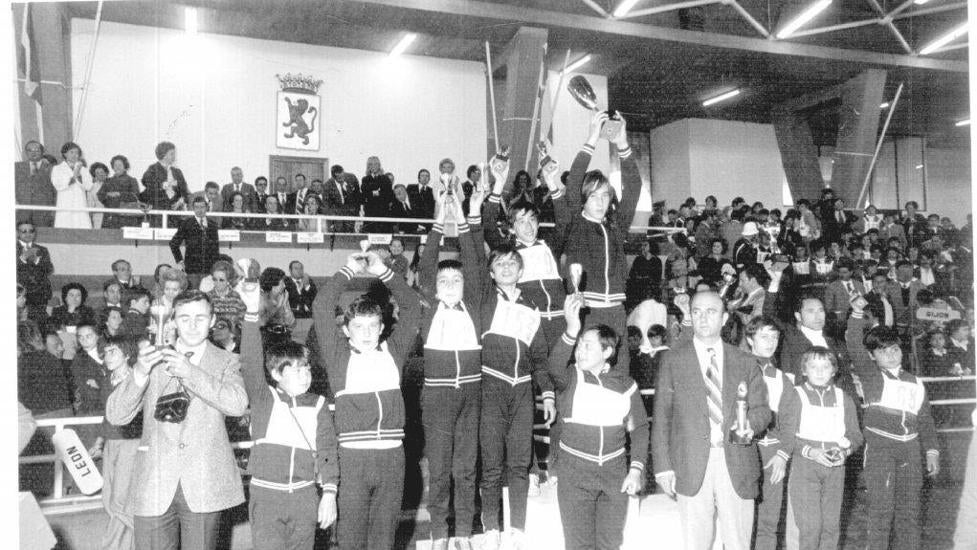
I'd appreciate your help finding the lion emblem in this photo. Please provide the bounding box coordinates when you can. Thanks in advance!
[282,97,318,145]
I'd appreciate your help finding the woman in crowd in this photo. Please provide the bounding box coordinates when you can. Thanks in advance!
[696,237,732,287]
[206,259,246,327]
[87,162,109,228]
[51,142,94,229]
[100,306,125,339]
[99,155,142,229]
[222,191,252,230]
[140,141,188,226]
[295,194,323,232]
[149,263,173,300]
[49,282,97,363]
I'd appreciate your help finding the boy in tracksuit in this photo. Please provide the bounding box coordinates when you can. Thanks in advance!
[470,194,556,549]
[745,316,796,550]
[311,251,421,550]
[418,196,483,549]
[771,348,863,550]
[559,112,641,375]
[238,278,339,550]
[859,326,940,550]
[548,293,648,550]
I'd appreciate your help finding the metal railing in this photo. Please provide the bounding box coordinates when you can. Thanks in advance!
[15,204,687,237]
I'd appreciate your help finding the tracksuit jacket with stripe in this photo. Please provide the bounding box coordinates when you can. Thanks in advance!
[560,143,641,308]
[311,266,421,447]
[240,317,339,494]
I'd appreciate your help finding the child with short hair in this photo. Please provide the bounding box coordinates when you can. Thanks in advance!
[744,316,795,550]
[416,195,483,549]
[122,287,151,341]
[771,348,862,550]
[859,326,940,550]
[238,277,339,550]
[312,250,421,550]
[548,294,648,550]
[93,335,142,550]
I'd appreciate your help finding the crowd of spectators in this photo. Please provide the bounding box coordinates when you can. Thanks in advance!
[13,116,976,550]
[14,140,559,234]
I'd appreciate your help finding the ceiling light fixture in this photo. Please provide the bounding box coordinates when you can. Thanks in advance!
[776,0,833,39]
[913,0,930,5]
[880,102,890,109]
[390,33,418,57]
[613,0,642,17]
[563,54,593,74]
[185,7,198,34]
[919,22,968,55]
[956,118,970,127]
[702,89,741,107]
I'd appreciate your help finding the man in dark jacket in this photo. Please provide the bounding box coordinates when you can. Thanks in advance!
[16,221,54,322]
[15,140,57,227]
[169,196,219,289]
[140,141,189,227]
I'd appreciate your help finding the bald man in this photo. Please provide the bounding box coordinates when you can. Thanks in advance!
[652,291,771,550]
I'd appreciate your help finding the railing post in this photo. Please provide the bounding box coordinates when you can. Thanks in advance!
[316,216,323,233]
[162,212,169,228]
[52,422,63,500]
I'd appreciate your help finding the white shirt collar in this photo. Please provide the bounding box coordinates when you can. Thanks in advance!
[799,325,829,347]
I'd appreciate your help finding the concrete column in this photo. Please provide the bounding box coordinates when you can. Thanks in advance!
[831,69,887,206]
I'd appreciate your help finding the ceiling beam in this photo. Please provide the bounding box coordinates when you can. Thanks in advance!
[341,0,967,72]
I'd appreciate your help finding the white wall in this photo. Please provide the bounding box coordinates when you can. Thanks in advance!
[650,118,789,210]
[687,119,788,208]
[925,147,972,225]
[650,118,692,209]
[70,20,488,191]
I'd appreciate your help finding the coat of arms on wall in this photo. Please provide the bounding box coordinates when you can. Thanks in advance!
[276,73,323,151]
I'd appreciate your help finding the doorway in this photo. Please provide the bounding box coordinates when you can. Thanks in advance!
[269,155,329,193]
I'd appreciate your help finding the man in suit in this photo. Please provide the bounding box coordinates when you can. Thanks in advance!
[407,169,436,228]
[389,183,420,234]
[15,140,57,227]
[191,182,224,214]
[823,258,865,337]
[16,221,54,322]
[284,260,317,345]
[289,173,311,215]
[885,260,925,328]
[777,293,856,397]
[823,197,854,243]
[253,177,269,214]
[106,290,248,550]
[141,141,189,227]
[220,166,256,212]
[169,196,220,290]
[105,259,143,292]
[652,291,771,550]
[271,176,295,215]
[323,165,360,233]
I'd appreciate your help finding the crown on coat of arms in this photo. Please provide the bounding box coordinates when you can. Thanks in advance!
[276,73,323,94]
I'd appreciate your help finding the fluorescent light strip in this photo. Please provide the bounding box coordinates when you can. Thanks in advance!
[563,54,593,74]
[880,102,890,109]
[390,33,417,57]
[777,0,833,39]
[919,22,968,55]
[913,0,930,4]
[703,89,741,107]
[956,119,970,127]
[185,7,198,34]
[613,0,642,17]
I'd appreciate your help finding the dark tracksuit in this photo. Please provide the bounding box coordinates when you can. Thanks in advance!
[482,190,569,350]
[483,188,570,479]
[549,332,649,550]
[418,220,483,540]
[240,318,339,550]
[472,215,555,532]
[860,367,940,550]
[754,357,795,550]
[560,142,641,376]
[778,382,863,550]
[312,266,420,550]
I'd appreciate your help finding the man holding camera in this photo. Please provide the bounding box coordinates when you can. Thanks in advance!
[106,290,248,550]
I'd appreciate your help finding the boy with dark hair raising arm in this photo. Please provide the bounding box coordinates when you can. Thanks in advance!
[311,250,421,550]
[236,275,339,550]
[483,151,568,348]
[469,185,556,550]
[417,193,484,550]
[548,293,647,550]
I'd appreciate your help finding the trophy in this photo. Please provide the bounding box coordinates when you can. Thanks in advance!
[728,382,753,445]
[567,75,622,141]
[569,263,583,294]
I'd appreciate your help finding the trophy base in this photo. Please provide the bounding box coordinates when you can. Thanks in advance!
[601,118,623,141]
[727,432,753,446]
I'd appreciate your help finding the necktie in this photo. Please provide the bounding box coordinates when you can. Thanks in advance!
[705,348,723,428]
[235,184,240,193]
[30,162,37,175]
[198,217,206,229]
